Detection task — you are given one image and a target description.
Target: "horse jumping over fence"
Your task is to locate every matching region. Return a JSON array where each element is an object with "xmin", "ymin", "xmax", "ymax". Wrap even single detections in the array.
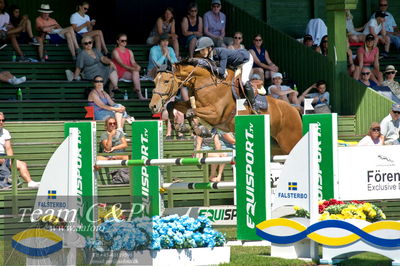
[{"xmin": 149, "ymin": 58, "xmax": 302, "ymax": 154}]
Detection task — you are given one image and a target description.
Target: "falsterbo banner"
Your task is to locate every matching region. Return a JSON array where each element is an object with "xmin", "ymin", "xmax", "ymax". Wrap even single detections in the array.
[
  {"xmin": 235, "ymin": 115, "xmax": 270, "ymax": 241},
  {"xmin": 131, "ymin": 121, "xmax": 163, "ymax": 217},
  {"xmin": 338, "ymin": 145, "xmax": 400, "ymax": 200}
]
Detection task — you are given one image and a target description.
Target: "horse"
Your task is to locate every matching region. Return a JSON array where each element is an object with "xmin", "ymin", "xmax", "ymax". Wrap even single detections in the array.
[{"xmin": 149, "ymin": 58, "xmax": 302, "ymax": 154}]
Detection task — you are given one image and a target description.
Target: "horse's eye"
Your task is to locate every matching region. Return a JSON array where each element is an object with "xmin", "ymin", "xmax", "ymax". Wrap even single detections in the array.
[{"xmin": 164, "ymin": 80, "xmax": 169, "ymax": 84}]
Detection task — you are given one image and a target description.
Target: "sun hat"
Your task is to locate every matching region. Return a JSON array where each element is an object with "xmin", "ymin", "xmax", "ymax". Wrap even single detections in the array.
[
  {"xmin": 38, "ymin": 4, "xmax": 53, "ymax": 13},
  {"xmin": 392, "ymin": 103, "xmax": 400, "ymax": 112},
  {"xmin": 385, "ymin": 65, "xmax": 397, "ymax": 74}
]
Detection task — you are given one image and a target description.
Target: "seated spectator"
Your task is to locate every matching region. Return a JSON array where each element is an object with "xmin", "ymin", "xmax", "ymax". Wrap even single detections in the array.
[
  {"xmin": 88, "ymin": 76, "xmax": 134, "ymax": 135},
  {"xmin": 0, "ymin": 0, "xmax": 33, "ymax": 62},
  {"xmin": 147, "ymin": 7, "xmax": 179, "ymax": 58},
  {"xmin": 203, "ymin": 0, "xmax": 232, "ymax": 47},
  {"xmin": 380, "ymin": 103, "xmax": 400, "ymax": 145},
  {"xmin": 0, "ymin": 70, "xmax": 25, "ymax": 85},
  {"xmin": 249, "ymin": 34, "xmax": 279, "ymax": 80},
  {"xmin": 0, "ymin": 112, "xmax": 40, "ymax": 188},
  {"xmin": 228, "ymin": 31, "xmax": 245, "ymax": 50},
  {"xmin": 346, "ymin": 9, "xmax": 365, "ymax": 43},
  {"xmin": 358, "ymin": 66, "xmax": 378, "ymax": 88},
  {"xmin": 218, "ymin": 130, "xmax": 235, "ymax": 157},
  {"xmin": 194, "ymin": 128, "xmax": 227, "ymax": 182},
  {"xmin": 363, "ymin": 10, "xmax": 390, "ymax": 58},
  {"xmin": 319, "ymin": 35, "xmax": 328, "ymax": 56},
  {"xmin": 382, "ymin": 65, "xmax": 400, "ymax": 100},
  {"xmin": 299, "ymin": 81, "xmax": 331, "ymax": 113},
  {"xmin": 9, "ymin": 5, "xmax": 39, "ymax": 46},
  {"xmin": 268, "ymin": 72, "xmax": 300, "ymax": 106},
  {"xmin": 36, "ymin": 4, "xmax": 80, "ymax": 61},
  {"xmin": 354, "ymin": 34, "xmax": 383, "ymax": 84},
  {"xmin": 97, "ymin": 117, "xmax": 129, "ymax": 161},
  {"xmin": 358, "ymin": 122, "xmax": 384, "ymax": 146},
  {"xmin": 371, "ymin": 1, "xmax": 400, "ymax": 51},
  {"xmin": 70, "ymin": 1, "xmax": 109, "ymax": 56},
  {"xmin": 181, "ymin": 3, "xmax": 203, "ymax": 58},
  {"xmin": 112, "ymin": 33, "xmax": 146, "ymax": 100},
  {"xmin": 147, "ymin": 33, "xmax": 178, "ymax": 79},
  {"xmin": 250, "ymin": 73, "xmax": 266, "ymax": 95},
  {"xmin": 347, "ymin": 40, "xmax": 355, "ymax": 76},
  {"xmin": 302, "ymin": 34, "xmax": 321, "ymax": 53},
  {"xmin": 305, "ymin": 18, "xmax": 327, "ymax": 46},
  {"xmin": 74, "ymin": 36, "xmax": 119, "ymax": 94},
  {"xmin": 161, "ymin": 97, "xmax": 185, "ymax": 140}
]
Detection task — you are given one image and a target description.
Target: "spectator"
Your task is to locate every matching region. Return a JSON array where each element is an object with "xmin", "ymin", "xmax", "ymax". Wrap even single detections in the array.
[
  {"xmin": 112, "ymin": 33, "xmax": 146, "ymax": 100},
  {"xmin": 319, "ymin": 35, "xmax": 328, "ymax": 56},
  {"xmin": 147, "ymin": 33, "xmax": 178, "ymax": 79},
  {"xmin": 147, "ymin": 7, "xmax": 179, "ymax": 58},
  {"xmin": 73, "ymin": 36, "xmax": 119, "ymax": 95},
  {"xmin": 249, "ymin": 33, "xmax": 279, "ymax": 80},
  {"xmin": 380, "ymin": 103, "xmax": 400, "ymax": 145},
  {"xmin": 228, "ymin": 31, "xmax": 245, "ymax": 50},
  {"xmin": 382, "ymin": 65, "xmax": 400, "ymax": 100},
  {"xmin": 305, "ymin": 18, "xmax": 327, "ymax": 46},
  {"xmin": 268, "ymin": 72, "xmax": 300, "ymax": 106},
  {"xmin": 353, "ymin": 34, "xmax": 383, "ymax": 84},
  {"xmin": 0, "ymin": 0, "xmax": 33, "ymax": 62},
  {"xmin": 363, "ymin": 10, "xmax": 390, "ymax": 58},
  {"xmin": 299, "ymin": 80, "xmax": 331, "ymax": 113},
  {"xmin": 302, "ymin": 34, "xmax": 321, "ymax": 53},
  {"xmin": 0, "ymin": 112, "xmax": 40, "ymax": 188},
  {"xmin": 97, "ymin": 117, "xmax": 129, "ymax": 161},
  {"xmin": 87, "ymin": 76, "xmax": 134, "ymax": 135},
  {"xmin": 36, "ymin": 4, "xmax": 80, "ymax": 62},
  {"xmin": 371, "ymin": 0, "xmax": 400, "ymax": 51},
  {"xmin": 203, "ymin": 0, "xmax": 231, "ymax": 47},
  {"xmin": 347, "ymin": 40, "xmax": 355, "ymax": 76},
  {"xmin": 194, "ymin": 128, "xmax": 227, "ymax": 182},
  {"xmin": 70, "ymin": 1, "xmax": 109, "ymax": 56},
  {"xmin": 358, "ymin": 122, "xmax": 384, "ymax": 145},
  {"xmin": 358, "ymin": 66, "xmax": 378, "ymax": 88},
  {"xmin": 9, "ymin": 5, "xmax": 39, "ymax": 46},
  {"xmin": 0, "ymin": 70, "xmax": 26, "ymax": 85},
  {"xmin": 250, "ymin": 73, "xmax": 266, "ymax": 95},
  {"xmin": 181, "ymin": 3, "xmax": 203, "ymax": 58},
  {"xmin": 218, "ymin": 130, "xmax": 235, "ymax": 156},
  {"xmin": 346, "ymin": 9, "xmax": 365, "ymax": 43}
]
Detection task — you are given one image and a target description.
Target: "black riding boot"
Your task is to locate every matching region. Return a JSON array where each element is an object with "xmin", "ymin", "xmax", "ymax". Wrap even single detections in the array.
[{"xmin": 244, "ymin": 81, "xmax": 256, "ymax": 108}]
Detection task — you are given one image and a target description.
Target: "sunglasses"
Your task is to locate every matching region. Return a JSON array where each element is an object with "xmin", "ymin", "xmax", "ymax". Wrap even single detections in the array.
[
  {"xmin": 108, "ymin": 122, "xmax": 117, "ymax": 125},
  {"xmin": 361, "ymin": 72, "xmax": 371, "ymax": 75},
  {"xmin": 83, "ymin": 7, "xmax": 89, "ymax": 10},
  {"xmin": 234, "ymin": 36, "xmax": 242, "ymax": 39},
  {"xmin": 380, "ymin": 4, "xmax": 388, "ymax": 6},
  {"xmin": 93, "ymin": 80, "xmax": 104, "ymax": 83},
  {"xmin": 394, "ymin": 111, "xmax": 400, "ymax": 114},
  {"xmin": 386, "ymin": 71, "xmax": 396, "ymax": 75},
  {"xmin": 83, "ymin": 41, "xmax": 92, "ymax": 45},
  {"xmin": 371, "ymin": 127, "xmax": 381, "ymax": 132},
  {"xmin": 189, "ymin": 9, "xmax": 198, "ymax": 12},
  {"xmin": 212, "ymin": 4, "xmax": 220, "ymax": 8},
  {"xmin": 254, "ymin": 39, "xmax": 262, "ymax": 41},
  {"xmin": 119, "ymin": 39, "xmax": 127, "ymax": 43},
  {"xmin": 0, "ymin": 119, "xmax": 5, "ymax": 122}
]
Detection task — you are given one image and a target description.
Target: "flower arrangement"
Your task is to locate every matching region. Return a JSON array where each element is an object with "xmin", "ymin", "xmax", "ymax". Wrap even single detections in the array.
[
  {"xmin": 36, "ymin": 214, "xmax": 67, "ymax": 229},
  {"xmin": 98, "ymin": 203, "xmax": 125, "ymax": 223},
  {"xmin": 85, "ymin": 215, "xmax": 226, "ymax": 252},
  {"xmin": 294, "ymin": 199, "xmax": 386, "ymax": 223}
]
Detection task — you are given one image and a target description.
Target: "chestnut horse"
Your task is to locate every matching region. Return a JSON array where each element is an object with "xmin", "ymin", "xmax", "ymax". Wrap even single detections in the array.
[{"xmin": 149, "ymin": 59, "xmax": 302, "ymax": 154}]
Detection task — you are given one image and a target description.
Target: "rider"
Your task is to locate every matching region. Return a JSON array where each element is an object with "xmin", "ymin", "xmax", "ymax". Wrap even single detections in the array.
[{"xmin": 194, "ymin": 36, "xmax": 256, "ymax": 107}]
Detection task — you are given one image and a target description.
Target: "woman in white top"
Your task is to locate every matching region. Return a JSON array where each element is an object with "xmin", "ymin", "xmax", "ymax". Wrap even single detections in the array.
[
  {"xmin": 70, "ymin": 1, "xmax": 109, "ymax": 55},
  {"xmin": 358, "ymin": 122, "xmax": 384, "ymax": 146},
  {"xmin": 268, "ymin": 72, "xmax": 300, "ymax": 106},
  {"xmin": 228, "ymin": 31, "xmax": 245, "ymax": 50},
  {"xmin": 346, "ymin": 9, "xmax": 365, "ymax": 43}
]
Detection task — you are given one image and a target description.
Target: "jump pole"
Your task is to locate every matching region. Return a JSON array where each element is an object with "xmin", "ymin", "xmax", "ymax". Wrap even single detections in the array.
[{"xmin": 128, "ymin": 115, "xmax": 271, "ymax": 241}]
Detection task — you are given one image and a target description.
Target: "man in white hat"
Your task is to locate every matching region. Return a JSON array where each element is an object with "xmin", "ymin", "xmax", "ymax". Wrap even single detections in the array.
[
  {"xmin": 381, "ymin": 103, "xmax": 400, "ymax": 144},
  {"xmin": 35, "ymin": 4, "xmax": 80, "ymax": 61},
  {"xmin": 382, "ymin": 65, "xmax": 400, "ymax": 99}
]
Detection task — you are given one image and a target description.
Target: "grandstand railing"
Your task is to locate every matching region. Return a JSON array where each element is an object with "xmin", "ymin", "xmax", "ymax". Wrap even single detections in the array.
[{"xmin": 198, "ymin": 0, "xmax": 393, "ymax": 134}]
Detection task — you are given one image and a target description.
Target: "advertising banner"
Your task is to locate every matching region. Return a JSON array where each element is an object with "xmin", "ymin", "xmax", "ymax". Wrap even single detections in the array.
[
  {"xmin": 164, "ymin": 206, "xmax": 237, "ymax": 225},
  {"xmin": 131, "ymin": 121, "xmax": 163, "ymax": 217},
  {"xmin": 235, "ymin": 115, "xmax": 270, "ymax": 240},
  {"xmin": 302, "ymin": 114, "xmax": 338, "ymax": 200},
  {"xmin": 338, "ymin": 145, "xmax": 400, "ymax": 200}
]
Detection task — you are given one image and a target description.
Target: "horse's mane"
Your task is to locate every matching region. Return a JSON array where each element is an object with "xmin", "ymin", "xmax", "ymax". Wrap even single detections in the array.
[{"xmin": 179, "ymin": 57, "xmax": 218, "ymax": 73}]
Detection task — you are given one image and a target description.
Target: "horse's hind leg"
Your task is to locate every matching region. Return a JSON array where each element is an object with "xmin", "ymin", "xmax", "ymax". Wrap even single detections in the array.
[{"xmin": 166, "ymin": 102, "xmax": 190, "ymax": 133}]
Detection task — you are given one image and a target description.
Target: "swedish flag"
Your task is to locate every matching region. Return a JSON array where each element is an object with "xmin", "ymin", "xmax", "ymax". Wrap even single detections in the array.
[
  {"xmin": 48, "ymin": 190, "xmax": 56, "ymax": 199},
  {"xmin": 288, "ymin": 182, "xmax": 298, "ymax": 191}
]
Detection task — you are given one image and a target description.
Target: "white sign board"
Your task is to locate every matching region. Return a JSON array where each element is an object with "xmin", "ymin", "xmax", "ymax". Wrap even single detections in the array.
[{"xmin": 337, "ymin": 145, "xmax": 400, "ymax": 200}]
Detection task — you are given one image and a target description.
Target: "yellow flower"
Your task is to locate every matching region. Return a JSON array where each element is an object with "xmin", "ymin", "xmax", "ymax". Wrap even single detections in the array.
[
  {"xmin": 320, "ymin": 211, "xmax": 330, "ymax": 221},
  {"xmin": 368, "ymin": 209, "xmax": 377, "ymax": 218},
  {"xmin": 293, "ymin": 206, "xmax": 300, "ymax": 211}
]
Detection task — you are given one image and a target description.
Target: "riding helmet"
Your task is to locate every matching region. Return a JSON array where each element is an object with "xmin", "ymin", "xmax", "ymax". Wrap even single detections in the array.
[{"xmin": 195, "ymin": 37, "xmax": 214, "ymax": 51}]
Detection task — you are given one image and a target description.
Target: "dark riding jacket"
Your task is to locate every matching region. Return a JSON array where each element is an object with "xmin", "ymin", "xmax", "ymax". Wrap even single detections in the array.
[{"xmin": 212, "ymin": 48, "xmax": 250, "ymax": 77}]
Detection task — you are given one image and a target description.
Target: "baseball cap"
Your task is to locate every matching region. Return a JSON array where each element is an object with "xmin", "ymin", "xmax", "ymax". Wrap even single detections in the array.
[
  {"xmin": 375, "ymin": 10, "xmax": 388, "ymax": 18},
  {"xmin": 272, "ymin": 72, "xmax": 283, "ymax": 79}
]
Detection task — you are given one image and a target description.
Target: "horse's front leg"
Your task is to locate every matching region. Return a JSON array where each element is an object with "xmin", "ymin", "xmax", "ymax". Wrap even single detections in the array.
[{"xmin": 166, "ymin": 101, "xmax": 191, "ymax": 133}]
